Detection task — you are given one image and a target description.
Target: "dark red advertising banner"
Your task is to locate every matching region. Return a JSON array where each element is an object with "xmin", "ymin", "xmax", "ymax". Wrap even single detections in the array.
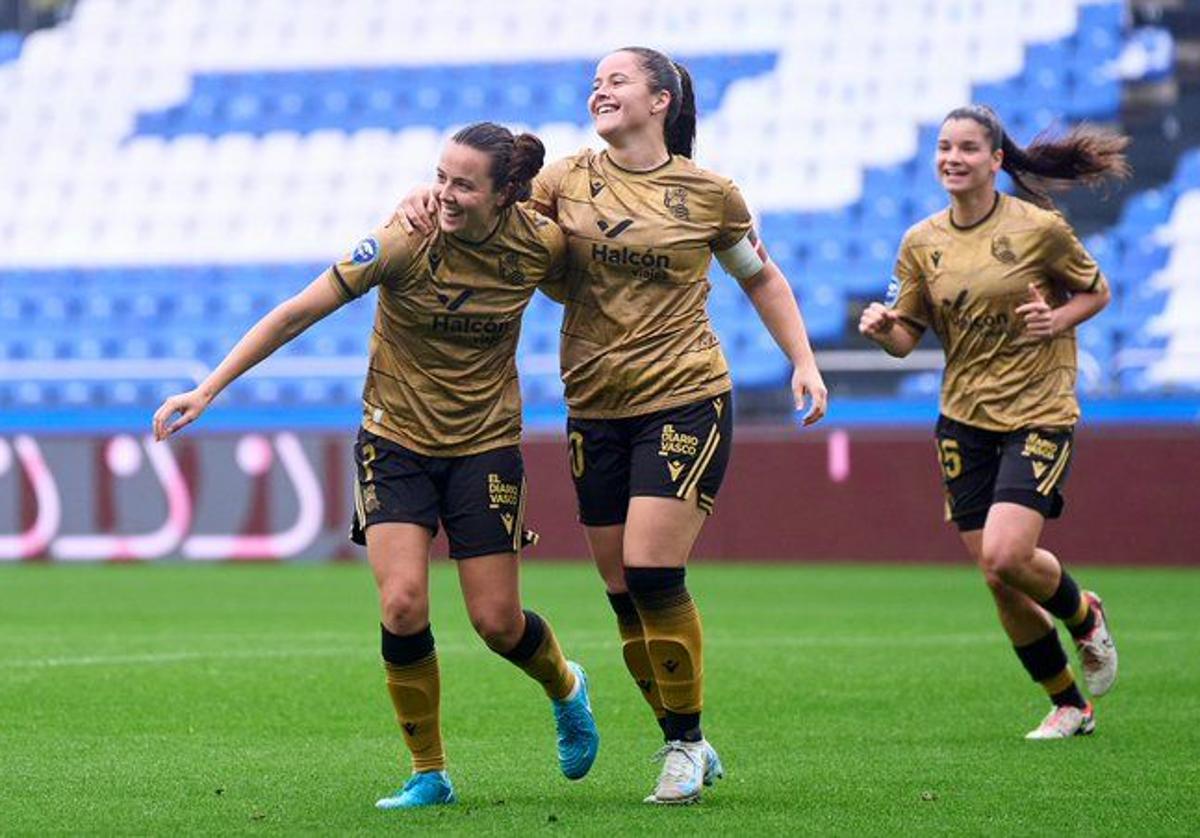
[{"xmin": 1, "ymin": 428, "xmax": 1196, "ymax": 564}]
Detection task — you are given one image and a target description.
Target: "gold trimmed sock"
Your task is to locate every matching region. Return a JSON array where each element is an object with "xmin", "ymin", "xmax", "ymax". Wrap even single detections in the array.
[
  {"xmin": 381, "ymin": 624, "xmax": 445, "ymax": 773},
  {"xmin": 499, "ymin": 610, "xmax": 575, "ymax": 701},
  {"xmin": 607, "ymin": 591, "xmax": 667, "ymax": 732},
  {"xmin": 626, "ymin": 567, "xmax": 704, "ymax": 742}
]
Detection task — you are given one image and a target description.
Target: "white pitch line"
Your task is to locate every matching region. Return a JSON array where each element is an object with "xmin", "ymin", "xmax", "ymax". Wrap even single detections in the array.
[{"xmin": 2, "ymin": 630, "xmax": 1190, "ymax": 671}]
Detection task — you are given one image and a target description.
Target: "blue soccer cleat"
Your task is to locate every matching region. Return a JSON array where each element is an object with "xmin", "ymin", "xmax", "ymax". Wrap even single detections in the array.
[
  {"xmin": 552, "ymin": 661, "xmax": 600, "ymax": 780},
  {"xmin": 374, "ymin": 770, "xmax": 457, "ymax": 810}
]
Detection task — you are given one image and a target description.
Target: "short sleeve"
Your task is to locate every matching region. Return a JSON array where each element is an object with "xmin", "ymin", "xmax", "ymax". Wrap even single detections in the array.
[
  {"xmin": 325, "ymin": 222, "xmax": 415, "ymax": 301},
  {"xmin": 711, "ymin": 182, "xmax": 754, "ymax": 252},
  {"xmin": 890, "ymin": 233, "xmax": 930, "ymax": 333},
  {"xmin": 529, "ymin": 155, "xmax": 572, "ymax": 220},
  {"xmin": 1044, "ymin": 213, "xmax": 1104, "ymax": 293}
]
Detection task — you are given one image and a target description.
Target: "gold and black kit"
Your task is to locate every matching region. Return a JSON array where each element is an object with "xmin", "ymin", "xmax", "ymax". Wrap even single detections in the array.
[
  {"xmin": 324, "ymin": 205, "xmax": 565, "ymax": 552},
  {"xmin": 531, "ymin": 148, "xmax": 754, "ymax": 419},
  {"xmin": 351, "ymin": 428, "xmax": 529, "ymax": 559},
  {"xmin": 567, "ymin": 392, "xmax": 733, "ymax": 526},
  {"xmin": 935, "ymin": 415, "xmax": 1074, "ymax": 532},
  {"xmin": 532, "ymin": 150, "xmax": 756, "ymax": 519},
  {"xmin": 890, "ymin": 193, "xmax": 1104, "ymax": 526}
]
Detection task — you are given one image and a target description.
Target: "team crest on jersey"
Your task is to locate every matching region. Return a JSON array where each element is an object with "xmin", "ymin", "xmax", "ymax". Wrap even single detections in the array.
[
  {"xmin": 991, "ymin": 235, "xmax": 1017, "ymax": 264},
  {"xmin": 351, "ymin": 236, "xmax": 379, "ymax": 265},
  {"xmin": 498, "ymin": 252, "xmax": 526, "ymax": 284},
  {"xmin": 663, "ymin": 187, "xmax": 689, "ymax": 220}
]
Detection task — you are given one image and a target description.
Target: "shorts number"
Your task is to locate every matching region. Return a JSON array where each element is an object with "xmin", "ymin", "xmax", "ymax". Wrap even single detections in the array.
[
  {"xmin": 938, "ymin": 439, "xmax": 962, "ymax": 480},
  {"xmin": 361, "ymin": 442, "xmax": 378, "ymax": 482},
  {"xmin": 568, "ymin": 432, "xmax": 585, "ymax": 479}
]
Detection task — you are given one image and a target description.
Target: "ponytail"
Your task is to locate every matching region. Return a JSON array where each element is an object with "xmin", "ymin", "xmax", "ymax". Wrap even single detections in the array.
[
  {"xmin": 1000, "ymin": 126, "xmax": 1131, "ymax": 206},
  {"xmin": 666, "ymin": 61, "xmax": 696, "ymax": 158},
  {"xmin": 619, "ymin": 46, "xmax": 697, "ymax": 159}
]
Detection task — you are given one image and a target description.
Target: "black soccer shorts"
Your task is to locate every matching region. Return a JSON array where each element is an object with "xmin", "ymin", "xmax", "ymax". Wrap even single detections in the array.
[
  {"xmin": 935, "ymin": 414, "xmax": 1075, "ymax": 532},
  {"xmin": 350, "ymin": 428, "xmax": 529, "ymax": 559},
  {"xmin": 566, "ymin": 392, "xmax": 733, "ymax": 527}
]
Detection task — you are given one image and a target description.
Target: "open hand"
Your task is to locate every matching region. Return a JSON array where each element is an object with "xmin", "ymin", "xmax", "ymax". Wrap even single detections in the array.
[
  {"xmin": 389, "ymin": 186, "xmax": 439, "ymax": 236},
  {"xmin": 152, "ymin": 389, "xmax": 211, "ymax": 441},
  {"xmin": 793, "ymin": 363, "xmax": 828, "ymax": 427}
]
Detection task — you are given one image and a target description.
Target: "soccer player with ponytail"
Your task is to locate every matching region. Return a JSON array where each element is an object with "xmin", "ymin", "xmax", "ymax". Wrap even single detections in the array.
[
  {"xmin": 154, "ymin": 122, "xmax": 598, "ymax": 810},
  {"xmin": 859, "ymin": 105, "xmax": 1126, "ymax": 739}
]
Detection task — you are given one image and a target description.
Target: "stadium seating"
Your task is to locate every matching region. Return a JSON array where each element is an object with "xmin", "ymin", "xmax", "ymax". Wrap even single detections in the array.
[{"xmin": 4, "ymin": 0, "xmax": 1186, "ymax": 422}]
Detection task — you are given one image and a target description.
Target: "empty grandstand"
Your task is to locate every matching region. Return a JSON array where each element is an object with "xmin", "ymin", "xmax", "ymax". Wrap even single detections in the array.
[{"xmin": 0, "ymin": 0, "xmax": 1196, "ymax": 430}]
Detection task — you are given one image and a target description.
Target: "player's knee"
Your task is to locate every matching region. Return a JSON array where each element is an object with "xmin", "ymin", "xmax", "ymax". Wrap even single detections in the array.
[
  {"xmin": 982, "ymin": 569, "xmax": 1021, "ymax": 604},
  {"xmin": 379, "ymin": 582, "xmax": 428, "ymax": 633},
  {"xmin": 471, "ymin": 605, "xmax": 524, "ymax": 652},
  {"xmin": 980, "ymin": 539, "xmax": 1034, "ymax": 584}
]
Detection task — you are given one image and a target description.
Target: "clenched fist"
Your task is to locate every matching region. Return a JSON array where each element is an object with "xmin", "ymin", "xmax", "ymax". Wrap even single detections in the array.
[{"xmin": 859, "ymin": 302, "xmax": 900, "ymax": 338}]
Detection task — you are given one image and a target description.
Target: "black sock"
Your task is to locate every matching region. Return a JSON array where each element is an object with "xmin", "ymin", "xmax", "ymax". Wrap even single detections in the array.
[
  {"xmin": 1014, "ymin": 630, "xmax": 1085, "ymax": 708},
  {"xmin": 1039, "ymin": 570, "xmax": 1083, "ymax": 622},
  {"xmin": 1050, "ymin": 682, "xmax": 1088, "ymax": 710}
]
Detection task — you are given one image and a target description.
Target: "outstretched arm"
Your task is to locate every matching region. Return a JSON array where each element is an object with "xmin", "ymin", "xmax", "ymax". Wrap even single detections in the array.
[{"xmin": 152, "ymin": 275, "xmax": 345, "ymax": 440}]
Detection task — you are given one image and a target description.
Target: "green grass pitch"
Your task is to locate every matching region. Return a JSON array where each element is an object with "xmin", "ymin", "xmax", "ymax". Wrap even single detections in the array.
[{"xmin": 1, "ymin": 561, "xmax": 1197, "ymax": 835}]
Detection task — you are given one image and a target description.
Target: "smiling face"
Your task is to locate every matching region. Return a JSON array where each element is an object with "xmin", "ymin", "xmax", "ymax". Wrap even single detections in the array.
[
  {"xmin": 434, "ymin": 141, "xmax": 503, "ymax": 240},
  {"xmin": 936, "ymin": 118, "xmax": 1003, "ymax": 198},
  {"xmin": 588, "ymin": 50, "xmax": 671, "ymax": 145}
]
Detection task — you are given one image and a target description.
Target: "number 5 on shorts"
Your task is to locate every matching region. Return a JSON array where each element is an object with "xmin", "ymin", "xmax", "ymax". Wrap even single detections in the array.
[{"xmin": 938, "ymin": 438, "xmax": 962, "ymax": 480}]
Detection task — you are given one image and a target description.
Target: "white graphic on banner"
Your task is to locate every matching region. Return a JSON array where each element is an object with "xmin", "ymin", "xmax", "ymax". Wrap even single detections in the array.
[
  {"xmin": 0, "ymin": 436, "xmax": 62, "ymax": 560},
  {"xmin": 51, "ymin": 435, "xmax": 193, "ymax": 561},
  {"xmin": 183, "ymin": 433, "xmax": 323, "ymax": 560}
]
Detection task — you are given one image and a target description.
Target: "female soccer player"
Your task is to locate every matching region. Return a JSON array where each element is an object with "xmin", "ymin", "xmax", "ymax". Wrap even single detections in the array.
[
  {"xmin": 859, "ymin": 105, "xmax": 1124, "ymax": 739},
  {"xmin": 152, "ymin": 122, "xmax": 599, "ymax": 809},
  {"xmin": 399, "ymin": 47, "xmax": 827, "ymax": 803}
]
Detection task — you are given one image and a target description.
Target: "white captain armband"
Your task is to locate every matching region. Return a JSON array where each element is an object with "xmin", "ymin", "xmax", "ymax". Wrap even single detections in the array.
[{"xmin": 714, "ymin": 231, "xmax": 766, "ymax": 280}]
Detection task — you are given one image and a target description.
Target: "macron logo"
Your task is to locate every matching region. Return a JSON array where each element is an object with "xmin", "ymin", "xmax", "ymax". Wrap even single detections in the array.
[{"xmin": 596, "ymin": 218, "xmax": 633, "ymax": 238}]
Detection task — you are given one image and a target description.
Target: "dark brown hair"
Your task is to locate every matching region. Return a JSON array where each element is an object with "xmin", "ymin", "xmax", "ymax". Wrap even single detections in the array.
[
  {"xmin": 618, "ymin": 46, "xmax": 697, "ymax": 158},
  {"xmin": 943, "ymin": 105, "xmax": 1131, "ymax": 207},
  {"xmin": 451, "ymin": 122, "xmax": 545, "ymax": 207}
]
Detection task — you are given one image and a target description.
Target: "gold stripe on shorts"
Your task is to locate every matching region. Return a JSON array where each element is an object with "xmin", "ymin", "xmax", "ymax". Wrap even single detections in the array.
[
  {"xmin": 1037, "ymin": 440, "xmax": 1072, "ymax": 496},
  {"xmin": 677, "ymin": 424, "xmax": 720, "ymax": 501},
  {"xmin": 353, "ymin": 479, "xmax": 367, "ymax": 529},
  {"xmin": 512, "ymin": 474, "xmax": 528, "ymax": 552}
]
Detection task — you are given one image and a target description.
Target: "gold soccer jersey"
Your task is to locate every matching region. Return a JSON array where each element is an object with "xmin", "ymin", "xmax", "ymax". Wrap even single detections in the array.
[
  {"xmin": 324, "ymin": 205, "xmax": 566, "ymax": 456},
  {"xmin": 530, "ymin": 150, "xmax": 754, "ymax": 419},
  {"xmin": 891, "ymin": 194, "xmax": 1106, "ymax": 432}
]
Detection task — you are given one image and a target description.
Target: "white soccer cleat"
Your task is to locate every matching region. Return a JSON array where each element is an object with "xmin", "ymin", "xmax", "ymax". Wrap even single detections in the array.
[
  {"xmin": 1074, "ymin": 591, "xmax": 1118, "ymax": 697},
  {"xmin": 1025, "ymin": 703, "xmax": 1095, "ymax": 739},
  {"xmin": 644, "ymin": 740, "xmax": 707, "ymax": 804}
]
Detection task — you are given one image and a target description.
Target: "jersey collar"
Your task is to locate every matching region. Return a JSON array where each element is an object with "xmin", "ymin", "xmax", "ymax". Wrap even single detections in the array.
[
  {"xmin": 601, "ymin": 150, "xmax": 674, "ymax": 176},
  {"xmin": 948, "ymin": 191, "xmax": 1002, "ymax": 232},
  {"xmin": 448, "ymin": 206, "xmax": 508, "ymax": 247}
]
